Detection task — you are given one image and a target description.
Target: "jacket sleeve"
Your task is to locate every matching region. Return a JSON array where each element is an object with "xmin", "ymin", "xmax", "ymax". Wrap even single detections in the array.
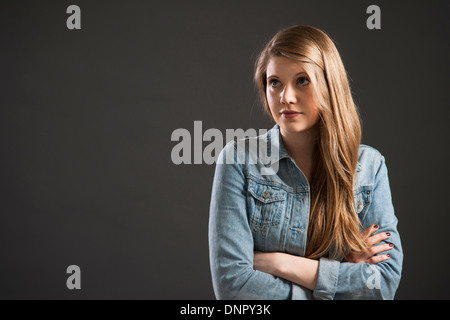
[
  {"xmin": 313, "ymin": 156, "xmax": 403, "ymax": 300},
  {"xmin": 208, "ymin": 141, "xmax": 312, "ymax": 300}
]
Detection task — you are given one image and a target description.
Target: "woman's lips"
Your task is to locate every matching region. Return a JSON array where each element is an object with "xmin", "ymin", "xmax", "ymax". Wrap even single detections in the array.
[{"xmin": 281, "ymin": 111, "xmax": 302, "ymax": 118}]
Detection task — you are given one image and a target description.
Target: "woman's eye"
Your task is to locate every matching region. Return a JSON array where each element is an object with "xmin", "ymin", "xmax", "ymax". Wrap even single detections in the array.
[
  {"xmin": 298, "ymin": 77, "xmax": 310, "ymax": 86},
  {"xmin": 269, "ymin": 79, "xmax": 281, "ymax": 88}
]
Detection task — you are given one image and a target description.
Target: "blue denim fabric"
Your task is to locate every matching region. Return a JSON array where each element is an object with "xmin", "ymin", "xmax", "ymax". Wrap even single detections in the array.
[{"xmin": 208, "ymin": 124, "xmax": 403, "ymax": 300}]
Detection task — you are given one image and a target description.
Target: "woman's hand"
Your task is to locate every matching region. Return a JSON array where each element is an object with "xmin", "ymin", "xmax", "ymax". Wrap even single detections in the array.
[{"xmin": 345, "ymin": 224, "xmax": 394, "ymax": 264}]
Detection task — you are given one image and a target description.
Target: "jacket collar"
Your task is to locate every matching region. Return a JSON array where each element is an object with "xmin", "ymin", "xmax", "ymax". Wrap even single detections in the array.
[
  {"xmin": 263, "ymin": 124, "xmax": 290, "ymax": 164},
  {"xmin": 265, "ymin": 124, "xmax": 362, "ymax": 172}
]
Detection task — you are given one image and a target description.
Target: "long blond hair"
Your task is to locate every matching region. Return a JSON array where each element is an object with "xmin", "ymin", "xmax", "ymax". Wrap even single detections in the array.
[{"xmin": 254, "ymin": 25, "xmax": 368, "ymax": 259}]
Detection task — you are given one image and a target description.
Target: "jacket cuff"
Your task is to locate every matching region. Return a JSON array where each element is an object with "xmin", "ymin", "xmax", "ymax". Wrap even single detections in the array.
[
  {"xmin": 291, "ymin": 284, "xmax": 312, "ymax": 300},
  {"xmin": 313, "ymin": 257, "xmax": 340, "ymax": 300}
]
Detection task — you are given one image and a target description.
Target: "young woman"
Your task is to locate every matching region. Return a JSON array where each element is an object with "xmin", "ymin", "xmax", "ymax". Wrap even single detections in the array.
[{"xmin": 208, "ymin": 25, "xmax": 403, "ymax": 299}]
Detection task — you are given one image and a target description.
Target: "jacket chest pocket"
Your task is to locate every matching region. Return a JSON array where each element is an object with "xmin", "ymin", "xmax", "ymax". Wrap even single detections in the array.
[
  {"xmin": 354, "ymin": 187, "xmax": 373, "ymax": 218},
  {"xmin": 247, "ymin": 179, "xmax": 287, "ymax": 231}
]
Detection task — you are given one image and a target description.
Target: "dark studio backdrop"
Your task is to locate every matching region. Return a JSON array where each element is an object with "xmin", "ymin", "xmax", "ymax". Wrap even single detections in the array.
[{"xmin": 0, "ymin": 0, "xmax": 449, "ymax": 299}]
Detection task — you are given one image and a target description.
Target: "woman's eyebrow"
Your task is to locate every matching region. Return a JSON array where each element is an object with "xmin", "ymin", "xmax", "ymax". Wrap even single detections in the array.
[{"xmin": 267, "ymin": 71, "xmax": 307, "ymax": 78}]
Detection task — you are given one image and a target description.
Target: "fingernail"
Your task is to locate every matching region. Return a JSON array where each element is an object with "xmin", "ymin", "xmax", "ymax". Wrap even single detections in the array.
[
  {"xmin": 387, "ymin": 254, "xmax": 391, "ymax": 258},
  {"xmin": 373, "ymin": 224, "xmax": 379, "ymax": 229},
  {"xmin": 389, "ymin": 243, "xmax": 394, "ymax": 247},
  {"xmin": 386, "ymin": 232, "xmax": 391, "ymax": 237}
]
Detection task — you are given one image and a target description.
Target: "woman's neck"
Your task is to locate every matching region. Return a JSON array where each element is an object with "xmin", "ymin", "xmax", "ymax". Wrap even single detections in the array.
[
  {"xmin": 280, "ymin": 125, "xmax": 319, "ymax": 159},
  {"xmin": 279, "ymin": 124, "xmax": 320, "ymax": 181}
]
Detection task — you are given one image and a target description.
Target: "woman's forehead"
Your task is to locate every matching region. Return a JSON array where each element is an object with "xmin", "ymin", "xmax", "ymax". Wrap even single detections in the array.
[{"xmin": 266, "ymin": 56, "xmax": 307, "ymax": 77}]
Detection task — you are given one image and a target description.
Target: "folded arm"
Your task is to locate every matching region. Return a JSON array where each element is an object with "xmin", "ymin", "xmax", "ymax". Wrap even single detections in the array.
[
  {"xmin": 253, "ymin": 224, "xmax": 394, "ymax": 293},
  {"xmin": 208, "ymin": 142, "xmax": 311, "ymax": 300},
  {"xmin": 254, "ymin": 156, "xmax": 403, "ymax": 300}
]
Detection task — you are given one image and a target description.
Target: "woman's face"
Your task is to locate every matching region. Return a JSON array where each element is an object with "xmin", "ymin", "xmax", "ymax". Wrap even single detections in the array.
[{"xmin": 266, "ymin": 56, "xmax": 321, "ymax": 137}]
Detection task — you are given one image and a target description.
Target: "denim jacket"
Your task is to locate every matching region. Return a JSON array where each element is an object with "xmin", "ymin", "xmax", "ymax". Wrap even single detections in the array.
[{"xmin": 208, "ymin": 124, "xmax": 403, "ymax": 300}]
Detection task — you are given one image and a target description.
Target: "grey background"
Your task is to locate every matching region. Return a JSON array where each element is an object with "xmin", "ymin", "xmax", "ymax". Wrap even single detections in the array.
[{"xmin": 1, "ymin": 0, "xmax": 448, "ymax": 299}]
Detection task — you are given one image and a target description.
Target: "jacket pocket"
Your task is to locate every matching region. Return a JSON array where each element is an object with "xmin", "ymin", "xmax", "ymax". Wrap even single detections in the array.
[
  {"xmin": 354, "ymin": 186, "xmax": 373, "ymax": 218},
  {"xmin": 247, "ymin": 179, "xmax": 286, "ymax": 231}
]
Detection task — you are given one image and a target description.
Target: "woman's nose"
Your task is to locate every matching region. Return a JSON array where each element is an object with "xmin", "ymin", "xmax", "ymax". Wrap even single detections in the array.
[{"xmin": 280, "ymin": 85, "xmax": 297, "ymax": 104}]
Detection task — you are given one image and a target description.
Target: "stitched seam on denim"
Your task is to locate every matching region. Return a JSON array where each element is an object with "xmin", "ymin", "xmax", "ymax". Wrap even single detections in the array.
[
  {"xmin": 280, "ymin": 194, "xmax": 292, "ymax": 252},
  {"xmin": 244, "ymin": 171, "xmax": 309, "ymax": 195}
]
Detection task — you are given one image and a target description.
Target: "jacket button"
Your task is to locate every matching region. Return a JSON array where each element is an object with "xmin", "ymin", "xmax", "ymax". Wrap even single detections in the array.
[{"xmin": 262, "ymin": 190, "xmax": 270, "ymax": 199}]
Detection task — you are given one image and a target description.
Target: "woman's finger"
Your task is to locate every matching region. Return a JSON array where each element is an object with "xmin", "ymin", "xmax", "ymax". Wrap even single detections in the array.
[
  {"xmin": 361, "ymin": 224, "xmax": 379, "ymax": 238},
  {"xmin": 367, "ymin": 231, "xmax": 391, "ymax": 246},
  {"xmin": 367, "ymin": 253, "xmax": 391, "ymax": 264},
  {"xmin": 369, "ymin": 242, "xmax": 394, "ymax": 256}
]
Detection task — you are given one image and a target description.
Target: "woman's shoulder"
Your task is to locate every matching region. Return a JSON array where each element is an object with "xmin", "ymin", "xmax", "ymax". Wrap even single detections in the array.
[
  {"xmin": 357, "ymin": 144, "xmax": 386, "ymax": 177},
  {"xmin": 358, "ymin": 144, "xmax": 384, "ymax": 158}
]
